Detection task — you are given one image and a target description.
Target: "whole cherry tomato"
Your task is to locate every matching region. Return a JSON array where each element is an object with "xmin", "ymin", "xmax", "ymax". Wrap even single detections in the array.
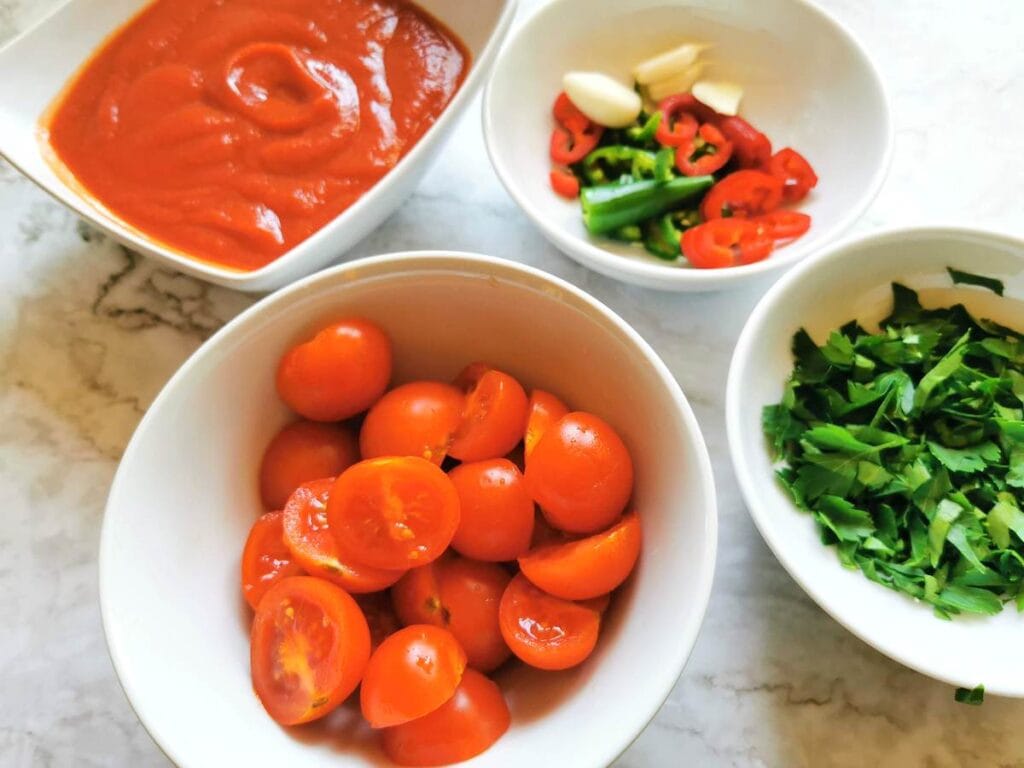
[
  {"xmin": 259, "ymin": 420, "xmax": 359, "ymax": 510},
  {"xmin": 240, "ymin": 510, "xmax": 304, "ymax": 610},
  {"xmin": 360, "ymin": 381, "xmax": 463, "ymax": 465},
  {"xmin": 448, "ymin": 459, "xmax": 534, "ymax": 562},
  {"xmin": 448, "ymin": 364, "xmax": 529, "ymax": 463},
  {"xmin": 276, "ymin": 318, "xmax": 392, "ymax": 422},
  {"xmin": 524, "ymin": 389, "xmax": 569, "ymax": 462}
]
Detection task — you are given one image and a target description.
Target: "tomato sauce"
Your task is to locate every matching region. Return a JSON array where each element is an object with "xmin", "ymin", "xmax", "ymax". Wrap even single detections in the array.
[{"xmin": 45, "ymin": 0, "xmax": 469, "ymax": 271}]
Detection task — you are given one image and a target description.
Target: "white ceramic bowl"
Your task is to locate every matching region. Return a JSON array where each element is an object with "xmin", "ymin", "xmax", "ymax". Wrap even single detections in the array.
[
  {"xmin": 0, "ymin": 0, "xmax": 515, "ymax": 293},
  {"xmin": 483, "ymin": 0, "xmax": 892, "ymax": 292},
  {"xmin": 101, "ymin": 251, "xmax": 718, "ymax": 766},
  {"xmin": 728, "ymin": 226, "xmax": 1024, "ymax": 695}
]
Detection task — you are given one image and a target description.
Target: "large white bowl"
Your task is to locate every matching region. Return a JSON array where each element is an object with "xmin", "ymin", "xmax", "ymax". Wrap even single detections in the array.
[
  {"xmin": 728, "ymin": 226, "xmax": 1024, "ymax": 696},
  {"xmin": 0, "ymin": 0, "xmax": 515, "ymax": 292},
  {"xmin": 483, "ymin": 0, "xmax": 892, "ymax": 292},
  {"xmin": 100, "ymin": 252, "xmax": 718, "ymax": 766}
]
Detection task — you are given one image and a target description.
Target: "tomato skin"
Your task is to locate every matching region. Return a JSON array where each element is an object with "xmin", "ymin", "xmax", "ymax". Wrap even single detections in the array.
[
  {"xmin": 518, "ymin": 513, "xmax": 641, "ymax": 600},
  {"xmin": 524, "ymin": 389, "xmax": 569, "ymax": 461},
  {"xmin": 356, "ymin": 592, "xmax": 403, "ymax": 652},
  {"xmin": 259, "ymin": 420, "xmax": 359, "ymax": 510},
  {"xmin": 360, "ymin": 624, "xmax": 467, "ymax": 728},
  {"xmin": 681, "ymin": 218, "xmax": 775, "ymax": 269},
  {"xmin": 381, "ymin": 668, "xmax": 510, "ymax": 767},
  {"xmin": 250, "ymin": 576, "xmax": 370, "ymax": 725},
  {"xmin": 767, "ymin": 147, "xmax": 818, "ymax": 203},
  {"xmin": 448, "ymin": 459, "xmax": 534, "ymax": 562},
  {"xmin": 700, "ymin": 170, "xmax": 783, "ymax": 221},
  {"xmin": 276, "ymin": 318, "xmax": 392, "ymax": 422},
  {"xmin": 449, "ymin": 366, "xmax": 529, "ymax": 463},
  {"xmin": 282, "ymin": 479, "xmax": 405, "ymax": 593},
  {"xmin": 391, "ymin": 555, "xmax": 512, "ymax": 672},
  {"xmin": 498, "ymin": 573, "xmax": 600, "ymax": 671},
  {"xmin": 715, "ymin": 115, "xmax": 772, "ymax": 169},
  {"xmin": 327, "ymin": 457, "xmax": 461, "ymax": 570},
  {"xmin": 359, "ymin": 381, "xmax": 463, "ymax": 465},
  {"xmin": 241, "ymin": 511, "xmax": 305, "ymax": 610},
  {"xmin": 525, "ymin": 412, "xmax": 634, "ymax": 534}
]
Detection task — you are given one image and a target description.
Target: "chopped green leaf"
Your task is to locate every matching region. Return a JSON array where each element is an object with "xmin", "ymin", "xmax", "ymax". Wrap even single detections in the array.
[
  {"xmin": 954, "ymin": 684, "xmax": 986, "ymax": 705},
  {"xmin": 948, "ymin": 268, "xmax": 1004, "ymax": 296}
]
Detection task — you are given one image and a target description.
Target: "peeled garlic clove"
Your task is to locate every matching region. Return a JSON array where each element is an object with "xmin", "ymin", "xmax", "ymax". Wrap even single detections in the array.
[
  {"xmin": 646, "ymin": 62, "xmax": 705, "ymax": 102},
  {"xmin": 691, "ymin": 80, "xmax": 744, "ymax": 116},
  {"xmin": 633, "ymin": 43, "xmax": 708, "ymax": 85},
  {"xmin": 562, "ymin": 71, "xmax": 643, "ymax": 128}
]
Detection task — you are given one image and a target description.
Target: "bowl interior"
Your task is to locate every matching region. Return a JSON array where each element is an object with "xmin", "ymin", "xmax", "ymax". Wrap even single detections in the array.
[
  {"xmin": 101, "ymin": 253, "xmax": 717, "ymax": 766},
  {"xmin": 485, "ymin": 0, "xmax": 890, "ymax": 288},
  {"xmin": 728, "ymin": 228, "xmax": 1024, "ymax": 695}
]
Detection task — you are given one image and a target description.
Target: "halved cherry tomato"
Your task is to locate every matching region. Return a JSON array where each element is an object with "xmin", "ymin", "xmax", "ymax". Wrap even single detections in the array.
[
  {"xmin": 681, "ymin": 218, "xmax": 774, "ymax": 269},
  {"xmin": 498, "ymin": 573, "xmax": 600, "ymax": 671},
  {"xmin": 392, "ymin": 554, "xmax": 512, "ymax": 672},
  {"xmin": 754, "ymin": 210, "xmax": 812, "ymax": 241},
  {"xmin": 327, "ymin": 457, "xmax": 460, "ymax": 570},
  {"xmin": 360, "ymin": 624, "xmax": 467, "ymax": 728},
  {"xmin": 452, "ymin": 362, "xmax": 491, "ymax": 391},
  {"xmin": 448, "ymin": 459, "xmax": 534, "ymax": 562},
  {"xmin": 276, "ymin": 318, "xmax": 392, "ymax": 422},
  {"xmin": 549, "ymin": 168, "xmax": 580, "ymax": 199},
  {"xmin": 449, "ymin": 364, "xmax": 529, "ymax": 463},
  {"xmin": 525, "ymin": 411, "xmax": 634, "ymax": 534},
  {"xmin": 552, "ymin": 91, "xmax": 591, "ymax": 134},
  {"xmin": 381, "ymin": 668, "xmax": 510, "ymax": 767},
  {"xmin": 675, "ymin": 123, "xmax": 733, "ymax": 176},
  {"xmin": 716, "ymin": 115, "xmax": 772, "ymax": 169},
  {"xmin": 518, "ymin": 513, "xmax": 641, "ymax": 600},
  {"xmin": 655, "ymin": 93, "xmax": 718, "ymax": 147},
  {"xmin": 250, "ymin": 576, "xmax": 370, "ymax": 725},
  {"xmin": 359, "ymin": 381, "xmax": 463, "ymax": 465},
  {"xmin": 241, "ymin": 511, "xmax": 305, "ymax": 610},
  {"xmin": 259, "ymin": 420, "xmax": 359, "ymax": 510},
  {"xmin": 550, "ymin": 124, "xmax": 603, "ymax": 165},
  {"xmin": 282, "ymin": 479, "xmax": 404, "ymax": 593},
  {"xmin": 524, "ymin": 389, "xmax": 569, "ymax": 461},
  {"xmin": 699, "ymin": 170, "xmax": 783, "ymax": 220},
  {"xmin": 767, "ymin": 147, "xmax": 819, "ymax": 203},
  {"xmin": 356, "ymin": 592, "xmax": 403, "ymax": 652}
]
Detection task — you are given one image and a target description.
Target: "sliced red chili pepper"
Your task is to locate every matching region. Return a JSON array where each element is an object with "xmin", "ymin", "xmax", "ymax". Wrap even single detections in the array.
[
  {"xmin": 715, "ymin": 115, "xmax": 772, "ymax": 169},
  {"xmin": 768, "ymin": 148, "xmax": 819, "ymax": 203},
  {"xmin": 754, "ymin": 211, "xmax": 812, "ymax": 240},
  {"xmin": 699, "ymin": 170, "xmax": 784, "ymax": 220},
  {"xmin": 549, "ymin": 168, "xmax": 581, "ymax": 199},
  {"xmin": 659, "ymin": 93, "xmax": 720, "ymax": 128},
  {"xmin": 549, "ymin": 123, "xmax": 603, "ymax": 165},
  {"xmin": 552, "ymin": 91, "xmax": 591, "ymax": 134},
  {"xmin": 675, "ymin": 123, "xmax": 733, "ymax": 176},
  {"xmin": 681, "ymin": 218, "xmax": 774, "ymax": 269},
  {"xmin": 654, "ymin": 94, "xmax": 703, "ymax": 147}
]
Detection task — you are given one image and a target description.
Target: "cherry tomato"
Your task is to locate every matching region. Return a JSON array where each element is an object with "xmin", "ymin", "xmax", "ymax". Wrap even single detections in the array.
[
  {"xmin": 498, "ymin": 573, "xmax": 600, "ymax": 671},
  {"xmin": 716, "ymin": 115, "xmax": 772, "ymax": 169},
  {"xmin": 356, "ymin": 592, "xmax": 403, "ymax": 652},
  {"xmin": 241, "ymin": 511, "xmax": 304, "ymax": 610},
  {"xmin": 282, "ymin": 479, "xmax": 404, "ymax": 593},
  {"xmin": 579, "ymin": 593, "xmax": 611, "ymax": 614},
  {"xmin": 449, "ymin": 364, "xmax": 529, "ymax": 463},
  {"xmin": 360, "ymin": 624, "xmax": 467, "ymax": 728},
  {"xmin": 392, "ymin": 555, "xmax": 512, "ymax": 672},
  {"xmin": 250, "ymin": 576, "xmax": 370, "ymax": 725},
  {"xmin": 518, "ymin": 513, "xmax": 641, "ymax": 600},
  {"xmin": 525, "ymin": 411, "xmax": 634, "ymax": 534},
  {"xmin": 699, "ymin": 170, "xmax": 784, "ymax": 221},
  {"xmin": 767, "ymin": 147, "xmax": 819, "ymax": 203},
  {"xmin": 448, "ymin": 459, "xmax": 534, "ymax": 562},
  {"xmin": 381, "ymin": 668, "xmax": 510, "ymax": 767},
  {"xmin": 259, "ymin": 420, "xmax": 359, "ymax": 510},
  {"xmin": 549, "ymin": 168, "xmax": 580, "ymax": 199},
  {"xmin": 327, "ymin": 457, "xmax": 460, "ymax": 570},
  {"xmin": 524, "ymin": 389, "xmax": 569, "ymax": 461},
  {"xmin": 682, "ymin": 218, "xmax": 775, "ymax": 269},
  {"xmin": 360, "ymin": 381, "xmax": 463, "ymax": 465},
  {"xmin": 754, "ymin": 210, "xmax": 812, "ymax": 241},
  {"xmin": 675, "ymin": 123, "xmax": 733, "ymax": 176},
  {"xmin": 552, "ymin": 91, "xmax": 591, "ymax": 134},
  {"xmin": 276, "ymin": 318, "xmax": 392, "ymax": 422}
]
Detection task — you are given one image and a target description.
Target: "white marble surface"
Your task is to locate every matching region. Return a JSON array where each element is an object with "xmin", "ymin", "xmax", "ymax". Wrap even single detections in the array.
[{"xmin": 2, "ymin": 0, "xmax": 1023, "ymax": 765}]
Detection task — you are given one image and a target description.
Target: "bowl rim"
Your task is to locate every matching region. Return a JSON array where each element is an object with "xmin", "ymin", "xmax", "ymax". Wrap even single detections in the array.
[
  {"xmin": 726, "ymin": 223, "xmax": 1024, "ymax": 696},
  {"xmin": 99, "ymin": 250, "xmax": 720, "ymax": 765},
  {"xmin": 0, "ymin": 0, "xmax": 519, "ymax": 290},
  {"xmin": 481, "ymin": 0, "xmax": 894, "ymax": 290}
]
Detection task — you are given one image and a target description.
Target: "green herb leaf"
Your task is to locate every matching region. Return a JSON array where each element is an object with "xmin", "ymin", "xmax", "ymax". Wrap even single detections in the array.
[
  {"xmin": 954, "ymin": 684, "xmax": 986, "ymax": 705},
  {"xmin": 948, "ymin": 268, "xmax": 1004, "ymax": 296}
]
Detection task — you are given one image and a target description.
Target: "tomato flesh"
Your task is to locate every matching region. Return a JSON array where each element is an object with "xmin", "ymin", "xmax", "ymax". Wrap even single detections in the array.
[
  {"xmin": 682, "ymin": 218, "xmax": 775, "ymax": 269},
  {"xmin": 259, "ymin": 420, "xmax": 359, "ymax": 510},
  {"xmin": 250, "ymin": 576, "xmax": 370, "ymax": 725},
  {"xmin": 449, "ymin": 459, "xmax": 535, "ymax": 562},
  {"xmin": 360, "ymin": 381, "xmax": 463, "ymax": 465},
  {"xmin": 241, "ymin": 511, "xmax": 304, "ymax": 610},
  {"xmin": 700, "ymin": 170, "xmax": 783, "ymax": 220},
  {"xmin": 524, "ymin": 389, "xmax": 569, "ymax": 461},
  {"xmin": 381, "ymin": 669, "xmax": 510, "ymax": 767},
  {"xmin": 449, "ymin": 365, "xmax": 529, "ymax": 463}
]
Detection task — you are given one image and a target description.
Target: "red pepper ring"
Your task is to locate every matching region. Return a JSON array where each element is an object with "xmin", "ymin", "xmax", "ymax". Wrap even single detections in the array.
[
  {"xmin": 552, "ymin": 91, "xmax": 592, "ymax": 134},
  {"xmin": 549, "ymin": 168, "xmax": 581, "ymax": 199},
  {"xmin": 716, "ymin": 115, "xmax": 772, "ymax": 170},
  {"xmin": 675, "ymin": 123, "xmax": 734, "ymax": 176},
  {"xmin": 549, "ymin": 123, "xmax": 603, "ymax": 165},
  {"xmin": 681, "ymin": 218, "xmax": 775, "ymax": 269},
  {"xmin": 699, "ymin": 170, "xmax": 784, "ymax": 221},
  {"xmin": 768, "ymin": 148, "xmax": 819, "ymax": 203},
  {"xmin": 654, "ymin": 96, "xmax": 700, "ymax": 147},
  {"xmin": 753, "ymin": 211, "xmax": 812, "ymax": 241}
]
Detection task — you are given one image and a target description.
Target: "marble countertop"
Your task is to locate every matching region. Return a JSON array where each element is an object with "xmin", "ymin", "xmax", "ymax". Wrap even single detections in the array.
[{"xmin": 2, "ymin": 0, "xmax": 1023, "ymax": 765}]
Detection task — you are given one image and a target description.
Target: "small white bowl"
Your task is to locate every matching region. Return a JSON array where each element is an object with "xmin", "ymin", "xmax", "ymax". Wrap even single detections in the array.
[
  {"xmin": 728, "ymin": 226, "xmax": 1024, "ymax": 695},
  {"xmin": 100, "ymin": 251, "xmax": 718, "ymax": 766},
  {"xmin": 0, "ymin": 0, "xmax": 515, "ymax": 293},
  {"xmin": 483, "ymin": 0, "xmax": 892, "ymax": 292}
]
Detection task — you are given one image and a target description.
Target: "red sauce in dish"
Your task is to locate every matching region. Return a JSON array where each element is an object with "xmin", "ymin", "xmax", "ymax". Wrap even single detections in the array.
[{"xmin": 45, "ymin": 0, "xmax": 469, "ymax": 271}]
